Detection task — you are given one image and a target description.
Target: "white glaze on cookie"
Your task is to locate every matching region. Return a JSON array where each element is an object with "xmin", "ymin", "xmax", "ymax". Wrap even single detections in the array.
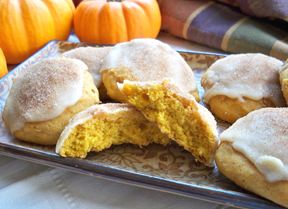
[
  {"xmin": 202, "ymin": 53, "xmax": 285, "ymax": 106},
  {"xmin": 62, "ymin": 46, "xmax": 111, "ymax": 87},
  {"xmin": 220, "ymin": 108, "xmax": 288, "ymax": 182},
  {"xmin": 2, "ymin": 57, "xmax": 87, "ymax": 133},
  {"xmin": 100, "ymin": 38, "xmax": 198, "ymax": 93}
]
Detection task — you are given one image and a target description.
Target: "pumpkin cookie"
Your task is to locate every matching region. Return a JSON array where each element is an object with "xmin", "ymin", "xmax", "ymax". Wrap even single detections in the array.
[
  {"xmin": 201, "ymin": 53, "xmax": 285, "ymax": 123},
  {"xmin": 216, "ymin": 108, "xmax": 288, "ymax": 208},
  {"xmin": 56, "ymin": 103, "xmax": 171, "ymax": 158},
  {"xmin": 118, "ymin": 79, "xmax": 219, "ymax": 167},
  {"xmin": 2, "ymin": 57, "xmax": 99, "ymax": 145},
  {"xmin": 100, "ymin": 38, "xmax": 200, "ymax": 103}
]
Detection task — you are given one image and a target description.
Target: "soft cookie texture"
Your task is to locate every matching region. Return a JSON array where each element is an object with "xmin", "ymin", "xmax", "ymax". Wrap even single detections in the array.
[
  {"xmin": 201, "ymin": 53, "xmax": 285, "ymax": 123},
  {"xmin": 61, "ymin": 46, "xmax": 111, "ymax": 100},
  {"xmin": 119, "ymin": 79, "xmax": 219, "ymax": 167},
  {"xmin": 215, "ymin": 108, "xmax": 288, "ymax": 208},
  {"xmin": 56, "ymin": 103, "xmax": 171, "ymax": 158},
  {"xmin": 2, "ymin": 57, "xmax": 99, "ymax": 145},
  {"xmin": 100, "ymin": 38, "xmax": 200, "ymax": 103}
]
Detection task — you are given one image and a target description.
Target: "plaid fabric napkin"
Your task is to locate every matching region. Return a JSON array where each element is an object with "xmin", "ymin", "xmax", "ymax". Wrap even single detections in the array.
[{"xmin": 158, "ymin": 0, "xmax": 288, "ymax": 60}]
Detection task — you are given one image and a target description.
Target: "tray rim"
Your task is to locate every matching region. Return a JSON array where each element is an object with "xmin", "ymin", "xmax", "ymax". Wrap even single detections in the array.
[{"xmin": 0, "ymin": 40, "xmax": 284, "ymax": 209}]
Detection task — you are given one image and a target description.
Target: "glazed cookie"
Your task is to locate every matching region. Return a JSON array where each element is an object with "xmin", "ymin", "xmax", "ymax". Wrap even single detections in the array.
[
  {"xmin": 201, "ymin": 53, "xmax": 285, "ymax": 123},
  {"xmin": 118, "ymin": 79, "xmax": 219, "ymax": 167},
  {"xmin": 62, "ymin": 46, "xmax": 111, "ymax": 100},
  {"xmin": 279, "ymin": 59, "xmax": 288, "ymax": 105},
  {"xmin": 100, "ymin": 38, "xmax": 200, "ymax": 103},
  {"xmin": 56, "ymin": 103, "xmax": 171, "ymax": 158},
  {"xmin": 215, "ymin": 108, "xmax": 288, "ymax": 208},
  {"xmin": 2, "ymin": 57, "xmax": 99, "ymax": 145}
]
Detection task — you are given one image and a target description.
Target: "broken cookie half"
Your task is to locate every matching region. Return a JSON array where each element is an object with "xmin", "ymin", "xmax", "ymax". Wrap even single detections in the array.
[
  {"xmin": 118, "ymin": 79, "xmax": 219, "ymax": 167},
  {"xmin": 56, "ymin": 103, "xmax": 171, "ymax": 158}
]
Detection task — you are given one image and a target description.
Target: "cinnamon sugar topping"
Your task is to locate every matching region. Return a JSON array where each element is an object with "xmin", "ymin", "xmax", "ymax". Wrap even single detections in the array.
[
  {"xmin": 100, "ymin": 38, "xmax": 198, "ymax": 93},
  {"xmin": 220, "ymin": 108, "xmax": 288, "ymax": 182},
  {"xmin": 202, "ymin": 53, "xmax": 285, "ymax": 106},
  {"xmin": 3, "ymin": 57, "xmax": 87, "ymax": 133}
]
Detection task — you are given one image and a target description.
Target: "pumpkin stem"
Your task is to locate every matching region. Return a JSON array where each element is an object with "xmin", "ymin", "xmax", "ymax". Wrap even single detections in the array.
[{"xmin": 107, "ymin": 0, "xmax": 124, "ymax": 2}]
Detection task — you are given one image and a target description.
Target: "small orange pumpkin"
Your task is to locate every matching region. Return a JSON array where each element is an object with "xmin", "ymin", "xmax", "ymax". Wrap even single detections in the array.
[
  {"xmin": 74, "ymin": 0, "xmax": 161, "ymax": 44},
  {"xmin": 0, "ymin": 48, "xmax": 8, "ymax": 79},
  {"xmin": 0, "ymin": 0, "xmax": 75, "ymax": 64}
]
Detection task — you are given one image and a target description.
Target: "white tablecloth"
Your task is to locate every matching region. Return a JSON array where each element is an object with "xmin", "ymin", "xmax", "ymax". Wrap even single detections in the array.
[{"xmin": 0, "ymin": 34, "xmax": 237, "ymax": 209}]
